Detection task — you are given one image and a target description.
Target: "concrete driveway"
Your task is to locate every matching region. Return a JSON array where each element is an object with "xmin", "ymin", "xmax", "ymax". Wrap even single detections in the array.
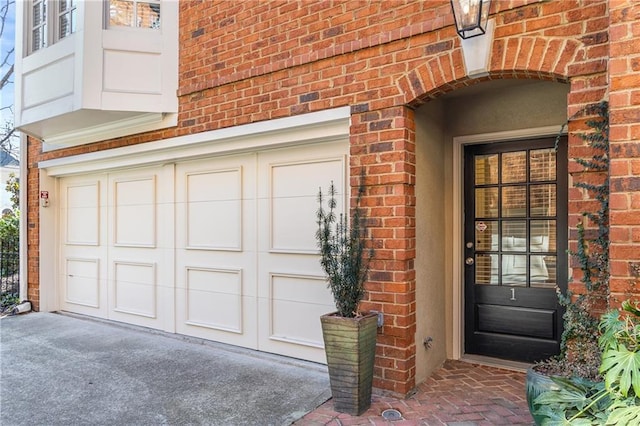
[{"xmin": 0, "ymin": 312, "xmax": 330, "ymax": 425}]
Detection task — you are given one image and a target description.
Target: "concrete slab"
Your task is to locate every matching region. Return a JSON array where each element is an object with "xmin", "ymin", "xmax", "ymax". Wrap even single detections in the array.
[{"xmin": 1, "ymin": 312, "xmax": 330, "ymax": 425}]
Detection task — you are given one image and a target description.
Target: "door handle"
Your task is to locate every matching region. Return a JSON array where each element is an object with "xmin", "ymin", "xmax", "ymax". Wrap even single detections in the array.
[{"xmin": 465, "ymin": 257, "xmax": 474, "ymax": 265}]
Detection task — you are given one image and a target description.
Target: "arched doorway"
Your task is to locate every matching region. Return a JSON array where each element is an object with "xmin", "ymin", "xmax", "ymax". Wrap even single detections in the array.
[{"xmin": 414, "ymin": 79, "xmax": 570, "ymax": 382}]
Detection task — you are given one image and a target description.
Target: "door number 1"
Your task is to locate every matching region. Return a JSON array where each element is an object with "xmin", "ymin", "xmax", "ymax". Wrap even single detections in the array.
[{"xmin": 510, "ymin": 288, "xmax": 517, "ymax": 301}]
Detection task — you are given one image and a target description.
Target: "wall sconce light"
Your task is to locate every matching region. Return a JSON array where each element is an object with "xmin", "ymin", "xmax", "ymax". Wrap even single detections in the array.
[{"xmin": 450, "ymin": 0, "xmax": 492, "ymax": 39}]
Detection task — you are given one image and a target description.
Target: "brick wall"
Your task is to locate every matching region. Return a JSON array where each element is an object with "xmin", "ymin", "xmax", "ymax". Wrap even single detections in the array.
[
  {"xmin": 26, "ymin": 0, "xmax": 633, "ymax": 396},
  {"xmin": 607, "ymin": 0, "xmax": 640, "ymax": 306}
]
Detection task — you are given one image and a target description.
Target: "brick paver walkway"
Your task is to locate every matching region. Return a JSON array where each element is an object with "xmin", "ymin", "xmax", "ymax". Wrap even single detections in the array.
[{"xmin": 296, "ymin": 359, "xmax": 534, "ymax": 425}]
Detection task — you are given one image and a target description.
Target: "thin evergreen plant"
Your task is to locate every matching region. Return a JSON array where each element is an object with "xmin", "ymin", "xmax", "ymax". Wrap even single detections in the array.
[{"xmin": 316, "ymin": 175, "xmax": 374, "ymax": 318}]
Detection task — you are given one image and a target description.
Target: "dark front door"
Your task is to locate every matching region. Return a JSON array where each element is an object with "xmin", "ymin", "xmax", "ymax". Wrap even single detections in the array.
[{"xmin": 464, "ymin": 137, "xmax": 567, "ymax": 363}]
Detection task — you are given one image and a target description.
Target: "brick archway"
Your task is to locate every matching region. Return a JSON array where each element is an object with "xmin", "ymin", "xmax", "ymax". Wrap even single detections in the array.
[{"xmin": 396, "ymin": 36, "xmax": 580, "ymax": 106}]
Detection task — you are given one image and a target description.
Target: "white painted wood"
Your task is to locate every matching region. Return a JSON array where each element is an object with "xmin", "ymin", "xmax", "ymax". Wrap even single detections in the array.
[
  {"xmin": 175, "ymin": 154, "xmax": 258, "ymax": 348},
  {"xmin": 59, "ymin": 175, "xmax": 108, "ymax": 318},
  {"xmin": 65, "ymin": 258, "xmax": 100, "ymax": 308},
  {"xmin": 186, "ymin": 168, "xmax": 242, "ymax": 250},
  {"xmin": 39, "ymin": 106, "xmax": 351, "ymax": 176},
  {"xmin": 269, "ymin": 273, "xmax": 335, "ymax": 348},
  {"xmin": 56, "ymin": 138, "xmax": 348, "ymax": 363},
  {"xmin": 113, "ymin": 176, "xmax": 156, "ymax": 247},
  {"xmin": 257, "ymin": 142, "xmax": 347, "ymax": 363},
  {"xmin": 107, "ymin": 166, "xmax": 172, "ymax": 331},
  {"xmin": 13, "ymin": 0, "xmax": 178, "ymax": 148},
  {"xmin": 113, "ymin": 261, "xmax": 157, "ymax": 318},
  {"xmin": 184, "ymin": 268, "xmax": 243, "ymax": 333}
]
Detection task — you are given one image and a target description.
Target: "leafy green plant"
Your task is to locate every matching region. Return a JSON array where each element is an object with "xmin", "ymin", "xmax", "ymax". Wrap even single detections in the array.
[
  {"xmin": 0, "ymin": 292, "xmax": 20, "ymax": 313},
  {"xmin": 534, "ymin": 101, "xmax": 610, "ymax": 381},
  {"xmin": 532, "ymin": 300, "xmax": 640, "ymax": 425},
  {"xmin": 316, "ymin": 175, "xmax": 373, "ymax": 318}
]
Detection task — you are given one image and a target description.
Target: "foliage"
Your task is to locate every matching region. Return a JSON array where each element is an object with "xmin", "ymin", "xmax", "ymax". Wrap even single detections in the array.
[
  {"xmin": 532, "ymin": 300, "xmax": 640, "ymax": 425},
  {"xmin": 0, "ymin": 207, "xmax": 18, "ymax": 240},
  {"xmin": 534, "ymin": 101, "xmax": 610, "ymax": 381},
  {"xmin": 5, "ymin": 172, "xmax": 18, "ymax": 210},
  {"xmin": 316, "ymin": 175, "xmax": 374, "ymax": 318},
  {"xmin": 1, "ymin": 173, "xmax": 19, "ymax": 243},
  {"xmin": 0, "ymin": 291, "xmax": 19, "ymax": 313}
]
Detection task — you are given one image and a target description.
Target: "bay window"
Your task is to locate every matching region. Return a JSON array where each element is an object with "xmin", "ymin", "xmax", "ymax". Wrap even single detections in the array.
[{"xmin": 29, "ymin": 0, "xmax": 77, "ymax": 54}]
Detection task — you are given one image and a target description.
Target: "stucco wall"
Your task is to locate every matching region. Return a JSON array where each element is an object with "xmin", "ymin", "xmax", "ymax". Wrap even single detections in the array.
[{"xmin": 415, "ymin": 100, "xmax": 447, "ymax": 383}]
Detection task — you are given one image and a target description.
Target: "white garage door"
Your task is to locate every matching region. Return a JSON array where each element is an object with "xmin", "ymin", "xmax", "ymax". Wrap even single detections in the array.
[{"xmin": 59, "ymin": 141, "xmax": 346, "ymax": 363}]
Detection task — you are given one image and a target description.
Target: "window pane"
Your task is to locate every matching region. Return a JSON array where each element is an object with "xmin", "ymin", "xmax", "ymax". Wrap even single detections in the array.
[
  {"xmin": 110, "ymin": 0, "xmax": 134, "ymax": 27},
  {"xmin": 475, "ymin": 154, "xmax": 498, "ymax": 185},
  {"xmin": 137, "ymin": 2, "xmax": 161, "ymax": 29},
  {"xmin": 32, "ymin": 0, "xmax": 46, "ymax": 52},
  {"xmin": 531, "ymin": 220, "xmax": 556, "ymax": 252},
  {"xmin": 531, "ymin": 255, "xmax": 555, "ymax": 288},
  {"xmin": 501, "ymin": 221, "xmax": 527, "ymax": 251},
  {"xmin": 59, "ymin": 0, "xmax": 77, "ymax": 39},
  {"xmin": 502, "ymin": 151, "xmax": 526, "ymax": 183},
  {"xmin": 502, "ymin": 254, "xmax": 527, "ymax": 286},
  {"xmin": 530, "ymin": 148, "xmax": 556, "ymax": 181},
  {"xmin": 501, "ymin": 186, "xmax": 526, "ymax": 217},
  {"xmin": 475, "ymin": 221, "xmax": 497, "ymax": 251},
  {"xmin": 475, "ymin": 254, "xmax": 497, "ymax": 285},
  {"xmin": 33, "ymin": 1, "xmax": 44, "ymax": 26},
  {"xmin": 531, "ymin": 184, "xmax": 556, "ymax": 216},
  {"xmin": 475, "ymin": 188, "xmax": 498, "ymax": 218}
]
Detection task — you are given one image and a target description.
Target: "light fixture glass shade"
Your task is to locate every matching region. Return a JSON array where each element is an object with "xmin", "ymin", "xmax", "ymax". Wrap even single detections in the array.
[{"xmin": 450, "ymin": 0, "xmax": 492, "ymax": 39}]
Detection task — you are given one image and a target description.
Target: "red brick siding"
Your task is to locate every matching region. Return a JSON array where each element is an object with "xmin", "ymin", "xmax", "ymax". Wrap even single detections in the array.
[
  {"xmin": 26, "ymin": 0, "xmax": 636, "ymax": 396},
  {"xmin": 607, "ymin": 0, "xmax": 640, "ymax": 305}
]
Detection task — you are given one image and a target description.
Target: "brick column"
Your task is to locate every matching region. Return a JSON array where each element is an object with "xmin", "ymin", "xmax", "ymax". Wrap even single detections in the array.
[
  {"xmin": 607, "ymin": 0, "xmax": 640, "ymax": 305},
  {"xmin": 350, "ymin": 105, "xmax": 417, "ymax": 396},
  {"xmin": 26, "ymin": 136, "xmax": 41, "ymax": 311}
]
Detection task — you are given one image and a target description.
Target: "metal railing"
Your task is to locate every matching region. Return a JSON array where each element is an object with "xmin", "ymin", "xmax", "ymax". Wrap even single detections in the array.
[{"xmin": 1, "ymin": 236, "xmax": 19, "ymax": 297}]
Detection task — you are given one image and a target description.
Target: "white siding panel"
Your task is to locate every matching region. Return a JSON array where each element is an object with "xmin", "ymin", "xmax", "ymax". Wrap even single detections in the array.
[
  {"xmin": 65, "ymin": 258, "xmax": 100, "ymax": 308},
  {"xmin": 114, "ymin": 177, "xmax": 156, "ymax": 247},
  {"xmin": 186, "ymin": 169, "xmax": 242, "ymax": 250},
  {"xmin": 185, "ymin": 268, "xmax": 243, "ymax": 333},
  {"xmin": 270, "ymin": 159, "xmax": 345, "ymax": 253},
  {"xmin": 22, "ymin": 55, "xmax": 74, "ymax": 108},
  {"xmin": 113, "ymin": 261, "xmax": 157, "ymax": 318},
  {"xmin": 103, "ymin": 50, "xmax": 162, "ymax": 94},
  {"xmin": 66, "ymin": 182, "xmax": 100, "ymax": 245},
  {"xmin": 270, "ymin": 274, "xmax": 334, "ymax": 347}
]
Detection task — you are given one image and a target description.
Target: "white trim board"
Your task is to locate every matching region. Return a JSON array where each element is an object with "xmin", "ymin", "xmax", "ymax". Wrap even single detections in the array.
[{"xmin": 40, "ymin": 107, "xmax": 352, "ymax": 177}]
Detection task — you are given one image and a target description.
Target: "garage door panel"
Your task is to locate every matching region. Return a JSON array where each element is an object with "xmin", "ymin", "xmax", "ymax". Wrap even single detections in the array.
[
  {"xmin": 257, "ymin": 142, "xmax": 347, "ymax": 363},
  {"xmin": 186, "ymin": 168, "xmax": 242, "ymax": 250},
  {"xmin": 65, "ymin": 258, "xmax": 101, "ymax": 308},
  {"xmin": 112, "ymin": 261, "xmax": 157, "ymax": 318},
  {"xmin": 65, "ymin": 182, "xmax": 101, "ymax": 245},
  {"xmin": 184, "ymin": 267, "xmax": 243, "ymax": 333},
  {"xmin": 60, "ymin": 174, "xmax": 109, "ymax": 317},
  {"xmin": 269, "ymin": 273, "xmax": 335, "ymax": 347},
  {"xmin": 113, "ymin": 176, "xmax": 156, "ymax": 247},
  {"xmin": 107, "ymin": 167, "xmax": 172, "ymax": 331},
  {"xmin": 270, "ymin": 159, "xmax": 345, "ymax": 253},
  {"xmin": 175, "ymin": 156, "xmax": 258, "ymax": 348}
]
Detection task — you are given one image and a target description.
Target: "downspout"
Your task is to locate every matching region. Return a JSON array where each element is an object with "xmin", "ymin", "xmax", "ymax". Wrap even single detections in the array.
[{"xmin": 19, "ymin": 132, "xmax": 27, "ymax": 302}]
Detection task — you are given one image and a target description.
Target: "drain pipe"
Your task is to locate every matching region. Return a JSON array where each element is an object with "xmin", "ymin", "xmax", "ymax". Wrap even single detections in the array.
[{"xmin": 12, "ymin": 300, "xmax": 32, "ymax": 314}]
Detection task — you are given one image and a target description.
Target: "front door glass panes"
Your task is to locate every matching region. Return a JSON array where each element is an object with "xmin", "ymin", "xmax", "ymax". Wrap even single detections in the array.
[{"xmin": 474, "ymin": 148, "xmax": 557, "ymax": 289}]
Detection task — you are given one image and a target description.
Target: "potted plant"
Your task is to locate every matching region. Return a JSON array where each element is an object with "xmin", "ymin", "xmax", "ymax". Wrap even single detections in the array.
[
  {"xmin": 316, "ymin": 175, "xmax": 376, "ymax": 416},
  {"xmin": 526, "ymin": 101, "xmax": 610, "ymax": 424},
  {"xmin": 531, "ymin": 299, "xmax": 640, "ymax": 424}
]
